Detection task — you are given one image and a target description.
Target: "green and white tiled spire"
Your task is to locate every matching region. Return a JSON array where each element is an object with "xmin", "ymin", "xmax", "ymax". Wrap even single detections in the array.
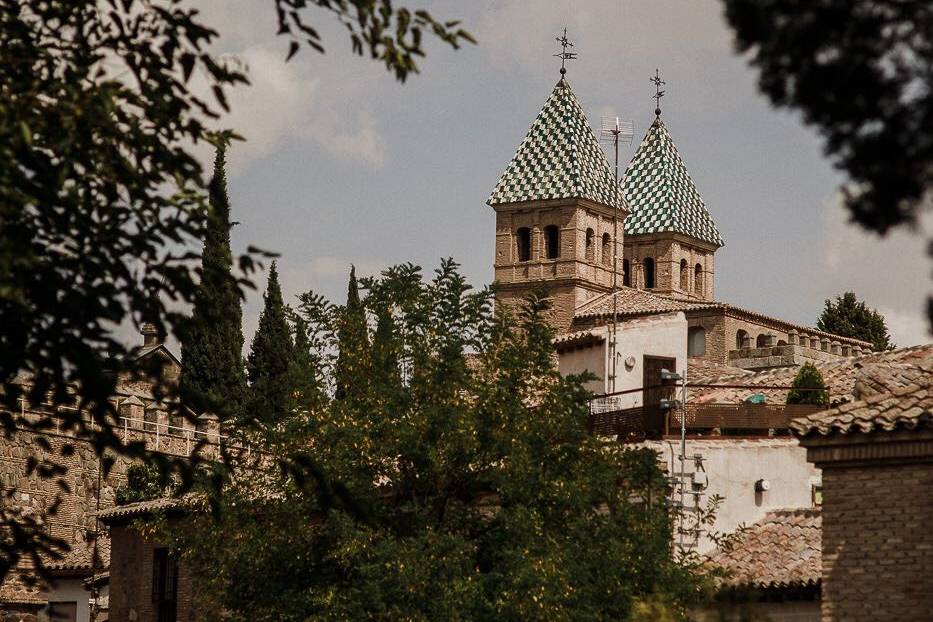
[
  {"xmin": 488, "ymin": 79, "xmax": 622, "ymax": 209},
  {"xmin": 621, "ymin": 117, "xmax": 724, "ymax": 247}
]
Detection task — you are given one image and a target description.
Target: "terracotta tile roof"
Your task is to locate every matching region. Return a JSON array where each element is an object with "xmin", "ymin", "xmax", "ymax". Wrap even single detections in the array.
[
  {"xmin": 575, "ymin": 291, "xmax": 872, "ymax": 349},
  {"xmin": 791, "ymin": 377, "xmax": 933, "ymax": 438},
  {"xmin": 687, "ymin": 358, "xmax": 753, "ymax": 383},
  {"xmin": 690, "ymin": 344, "xmax": 933, "ymax": 405},
  {"xmin": 553, "ymin": 329, "xmax": 604, "ymax": 348},
  {"xmin": 45, "ymin": 536, "xmax": 110, "ymax": 575},
  {"xmin": 709, "ymin": 507, "xmax": 821, "ymax": 589},
  {"xmin": 574, "ymin": 287, "xmax": 715, "ymax": 319},
  {"xmin": 98, "ymin": 497, "xmax": 182, "ymax": 524}
]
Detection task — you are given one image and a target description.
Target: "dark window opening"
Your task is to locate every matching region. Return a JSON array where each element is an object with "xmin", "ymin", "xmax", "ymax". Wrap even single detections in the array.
[
  {"xmin": 47, "ymin": 602, "xmax": 77, "ymax": 622},
  {"xmin": 622, "ymin": 259, "xmax": 630, "ymax": 286},
  {"xmin": 643, "ymin": 257, "xmax": 655, "ymax": 289},
  {"xmin": 601, "ymin": 233, "xmax": 611, "ymax": 266},
  {"xmin": 544, "ymin": 225, "xmax": 560, "ymax": 259},
  {"xmin": 153, "ymin": 547, "xmax": 178, "ymax": 622},
  {"xmin": 694, "ymin": 263, "xmax": 703, "ymax": 295},
  {"xmin": 516, "ymin": 227, "xmax": 531, "ymax": 262},
  {"xmin": 585, "ymin": 228, "xmax": 595, "ymax": 262},
  {"xmin": 736, "ymin": 330, "xmax": 749, "ymax": 349},
  {"xmin": 756, "ymin": 334, "xmax": 769, "ymax": 348}
]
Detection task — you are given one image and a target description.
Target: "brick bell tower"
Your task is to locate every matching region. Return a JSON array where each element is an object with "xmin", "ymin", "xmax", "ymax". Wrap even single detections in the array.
[{"xmin": 487, "ymin": 77, "xmax": 628, "ymax": 334}]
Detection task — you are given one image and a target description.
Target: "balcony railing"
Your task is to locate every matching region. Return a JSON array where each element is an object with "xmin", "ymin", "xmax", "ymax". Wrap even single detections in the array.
[{"xmin": 587, "ymin": 399, "xmax": 826, "ymax": 440}]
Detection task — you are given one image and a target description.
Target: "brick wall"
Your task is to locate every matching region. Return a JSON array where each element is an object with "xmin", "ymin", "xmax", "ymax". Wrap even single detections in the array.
[
  {"xmin": 819, "ymin": 461, "xmax": 933, "ymax": 621},
  {"xmin": 687, "ymin": 311, "xmax": 727, "ymax": 364},
  {"xmin": 108, "ymin": 526, "xmax": 202, "ymax": 622}
]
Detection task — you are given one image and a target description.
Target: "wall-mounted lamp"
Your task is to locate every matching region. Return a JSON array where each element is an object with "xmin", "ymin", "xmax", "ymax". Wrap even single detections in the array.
[{"xmin": 755, "ymin": 478, "xmax": 771, "ymax": 493}]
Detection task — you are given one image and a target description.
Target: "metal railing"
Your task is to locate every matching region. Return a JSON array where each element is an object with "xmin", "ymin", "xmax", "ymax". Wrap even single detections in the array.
[
  {"xmin": 669, "ymin": 403, "xmax": 825, "ymax": 432},
  {"xmin": 587, "ymin": 397, "xmax": 827, "ymax": 440}
]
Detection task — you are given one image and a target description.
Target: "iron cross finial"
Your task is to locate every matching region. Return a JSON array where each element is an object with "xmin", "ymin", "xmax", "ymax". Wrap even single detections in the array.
[
  {"xmin": 554, "ymin": 27, "xmax": 577, "ymax": 77},
  {"xmin": 651, "ymin": 68, "xmax": 666, "ymax": 116}
]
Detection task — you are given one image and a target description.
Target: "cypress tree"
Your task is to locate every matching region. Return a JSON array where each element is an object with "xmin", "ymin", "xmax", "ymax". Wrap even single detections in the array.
[
  {"xmin": 180, "ymin": 145, "xmax": 247, "ymax": 417},
  {"xmin": 372, "ymin": 306, "xmax": 400, "ymax": 387},
  {"xmin": 786, "ymin": 362, "xmax": 829, "ymax": 406},
  {"xmin": 289, "ymin": 315, "xmax": 320, "ymax": 414},
  {"xmin": 334, "ymin": 266, "xmax": 369, "ymax": 400},
  {"xmin": 247, "ymin": 261, "xmax": 295, "ymax": 424}
]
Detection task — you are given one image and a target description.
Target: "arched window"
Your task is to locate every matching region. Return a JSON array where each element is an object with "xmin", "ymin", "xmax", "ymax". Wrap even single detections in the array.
[
  {"xmin": 756, "ymin": 334, "xmax": 769, "ymax": 348},
  {"xmin": 585, "ymin": 228, "xmax": 595, "ymax": 262},
  {"xmin": 736, "ymin": 329, "xmax": 749, "ymax": 349},
  {"xmin": 601, "ymin": 233, "xmax": 611, "ymax": 266},
  {"xmin": 688, "ymin": 326, "xmax": 706, "ymax": 356},
  {"xmin": 679, "ymin": 259, "xmax": 688, "ymax": 290},
  {"xmin": 643, "ymin": 257, "xmax": 655, "ymax": 289},
  {"xmin": 544, "ymin": 225, "xmax": 560, "ymax": 259},
  {"xmin": 694, "ymin": 263, "xmax": 703, "ymax": 295},
  {"xmin": 622, "ymin": 259, "xmax": 630, "ymax": 286},
  {"xmin": 516, "ymin": 227, "xmax": 531, "ymax": 262}
]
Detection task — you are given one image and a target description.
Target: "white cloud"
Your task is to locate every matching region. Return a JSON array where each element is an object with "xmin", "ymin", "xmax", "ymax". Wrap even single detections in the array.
[
  {"xmin": 183, "ymin": 1, "xmax": 387, "ymax": 174},
  {"xmin": 879, "ymin": 306, "xmax": 931, "ymax": 348}
]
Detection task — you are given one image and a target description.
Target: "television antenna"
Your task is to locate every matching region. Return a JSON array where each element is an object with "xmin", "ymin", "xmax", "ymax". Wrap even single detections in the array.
[{"xmin": 599, "ymin": 116, "xmax": 635, "ymax": 392}]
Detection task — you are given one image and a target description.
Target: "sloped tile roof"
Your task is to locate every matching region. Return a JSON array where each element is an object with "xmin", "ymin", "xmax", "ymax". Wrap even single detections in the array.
[
  {"xmin": 709, "ymin": 507, "xmax": 821, "ymax": 589},
  {"xmin": 45, "ymin": 537, "xmax": 110, "ymax": 575},
  {"xmin": 688, "ymin": 358, "xmax": 754, "ymax": 383},
  {"xmin": 574, "ymin": 287, "xmax": 717, "ymax": 319},
  {"xmin": 575, "ymin": 291, "xmax": 872, "ymax": 349},
  {"xmin": 98, "ymin": 497, "xmax": 182, "ymax": 524},
  {"xmin": 488, "ymin": 79, "xmax": 622, "ymax": 209},
  {"xmin": 791, "ymin": 377, "xmax": 932, "ymax": 437},
  {"xmin": 690, "ymin": 344, "xmax": 933, "ymax": 405},
  {"xmin": 553, "ymin": 329, "xmax": 604, "ymax": 348},
  {"xmin": 622, "ymin": 117, "xmax": 724, "ymax": 247}
]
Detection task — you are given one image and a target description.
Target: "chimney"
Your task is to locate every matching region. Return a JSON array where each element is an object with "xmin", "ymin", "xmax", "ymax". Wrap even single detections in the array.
[{"xmin": 141, "ymin": 323, "xmax": 161, "ymax": 347}]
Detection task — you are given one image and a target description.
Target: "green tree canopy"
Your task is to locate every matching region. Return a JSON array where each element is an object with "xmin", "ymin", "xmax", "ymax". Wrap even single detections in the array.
[
  {"xmin": 817, "ymin": 292, "xmax": 893, "ymax": 352},
  {"xmin": 0, "ymin": 0, "xmax": 469, "ymax": 579},
  {"xmin": 787, "ymin": 362, "xmax": 829, "ymax": 406},
  {"xmin": 722, "ymin": 0, "xmax": 932, "ymax": 236},
  {"xmin": 247, "ymin": 261, "xmax": 296, "ymax": 426},
  {"xmin": 334, "ymin": 265, "xmax": 370, "ymax": 400},
  {"xmin": 169, "ymin": 261, "xmax": 708, "ymax": 620},
  {"xmin": 181, "ymin": 146, "xmax": 248, "ymax": 418}
]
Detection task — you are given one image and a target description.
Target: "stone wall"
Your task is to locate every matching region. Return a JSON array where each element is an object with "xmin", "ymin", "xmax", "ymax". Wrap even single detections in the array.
[
  {"xmin": 0, "ymin": 408, "xmax": 227, "ymax": 617},
  {"xmin": 0, "ymin": 426, "xmax": 127, "ymax": 613}
]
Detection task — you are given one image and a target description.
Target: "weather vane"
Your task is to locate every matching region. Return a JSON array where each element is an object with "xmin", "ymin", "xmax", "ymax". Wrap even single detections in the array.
[
  {"xmin": 554, "ymin": 27, "xmax": 577, "ymax": 76},
  {"xmin": 651, "ymin": 68, "xmax": 666, "ymax": 116}
]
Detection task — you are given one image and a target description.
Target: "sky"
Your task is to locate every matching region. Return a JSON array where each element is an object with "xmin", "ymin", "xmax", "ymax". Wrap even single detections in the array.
[{"xmin": 187, "ymin": 0, "xmax": 931, "ymax": 350}]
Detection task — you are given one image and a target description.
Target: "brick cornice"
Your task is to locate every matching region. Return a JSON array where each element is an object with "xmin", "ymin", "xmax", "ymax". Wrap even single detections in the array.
[
  {"xmin": 490, "ymin": 197, "xmax": 629, "ymax": 220},
  {"xmin": 800, "ymin": 428, "xmax": 933, "ymax": 467}
]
